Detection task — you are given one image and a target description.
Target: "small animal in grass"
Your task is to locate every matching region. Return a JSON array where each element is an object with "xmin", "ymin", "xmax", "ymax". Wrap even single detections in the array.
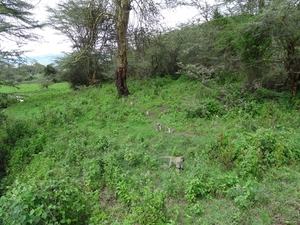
[
  {"xmin": 159, "ymin": 156, "xmax": 185, "ymax": 171},
  {"xmin": 167, "ymin": 126, "xmax": 174, "ymax": 133},
  {"xmin": 156, "ymin": 123, "xmax": 162, "ymax": 131}
]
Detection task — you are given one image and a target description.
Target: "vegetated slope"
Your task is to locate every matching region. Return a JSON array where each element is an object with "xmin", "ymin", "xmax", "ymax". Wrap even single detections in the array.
[{"xmin": 1, "ymin": 76, "xmax": 300, "ymax": 224}]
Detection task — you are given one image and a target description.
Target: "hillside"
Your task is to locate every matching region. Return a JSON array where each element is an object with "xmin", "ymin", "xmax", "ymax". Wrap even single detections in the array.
[{"xmin": 0, "ymin": 77, "xmax": 300, "ymax": 224}]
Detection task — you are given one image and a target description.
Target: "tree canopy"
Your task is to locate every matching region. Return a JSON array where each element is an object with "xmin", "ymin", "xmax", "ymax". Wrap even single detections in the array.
[
  {"xmin": 1, "ymin": 0, "xmax": 300, "ymax": 97},
  {"xmin": 0, "ymin": 0, "xmax": 43, "ymax": 63}
]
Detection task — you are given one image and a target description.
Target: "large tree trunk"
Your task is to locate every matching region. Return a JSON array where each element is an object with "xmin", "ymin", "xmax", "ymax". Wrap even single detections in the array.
[
  {"xmin": 284, "ymin": 40, "xmax": 300, "ymax": 99},
  {"xmin": 115, "ymin": 0, "xmax": 131, "ymax": 96}
]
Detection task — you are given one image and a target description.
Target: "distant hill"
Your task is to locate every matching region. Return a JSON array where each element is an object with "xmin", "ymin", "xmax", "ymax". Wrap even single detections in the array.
[{"xmin": 26, "ymin": 54, "xmax": 63, "ymax": 65}]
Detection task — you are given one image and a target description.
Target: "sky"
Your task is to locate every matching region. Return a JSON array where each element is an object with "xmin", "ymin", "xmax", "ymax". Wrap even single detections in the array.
[
  {"xmin": 21, "ymin": 0, "xmax": 199, "ymax": 64},
  {"xmin": 23, "ymin": 0, "xmax": 72, "ymax": 57}
]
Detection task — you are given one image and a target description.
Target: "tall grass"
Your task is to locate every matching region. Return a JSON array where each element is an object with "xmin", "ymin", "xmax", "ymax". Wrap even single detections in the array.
[{"xmin": 0, "ymin": 77, "xmax": 300, "ymax": 224}]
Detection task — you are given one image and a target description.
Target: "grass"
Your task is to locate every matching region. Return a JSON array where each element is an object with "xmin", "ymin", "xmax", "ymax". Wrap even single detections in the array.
[
  {"xmin": 0, "ymin": 82, "xmax": 71, "ymax": 117},
  {"xmin": 0, "ymin": 82, "xmax": 69, "ymax": 93},
  {"xmin": 0, "ymin": 76, "xmax": 300, "ymax": 224}
]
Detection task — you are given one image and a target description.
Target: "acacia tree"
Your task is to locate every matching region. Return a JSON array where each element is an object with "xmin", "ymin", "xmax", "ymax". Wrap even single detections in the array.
[
  {"xmin": 114, "ymin": 0, "xmax": 131, "ymax": 96},
  {"xmin": 103, "ymin": 0, "xmax": 161, "ymax": 96},
  {"xmin": 0, "ymin": 0, "xmax": 43, "ymax": 188},
  {"xmin": 48, "ymin": 0, "xmax": 115, "ymax": 87},
  {"xmin": 49, "ymin": 0, "xmax": 163, "ymax": 95},
  {"xmin": 0, "ymin": 0, "xmax": 42, "ymax": 63},
  {"xmin": 263, "ymin": 0, "xmax": 300, "ymax": 98}
]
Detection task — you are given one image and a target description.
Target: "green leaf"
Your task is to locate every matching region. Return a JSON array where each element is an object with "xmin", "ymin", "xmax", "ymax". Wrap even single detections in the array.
[
  {"xmin": 29, "ymin": 209, "xmax": 35, "ymax": 216},
  {"xmin": 42, "ymin": 212, "xmax": 47, "ymax": 219},
  {"xmin": 12, "ymin": 205, "xmax": 22, "ymax": 219}
]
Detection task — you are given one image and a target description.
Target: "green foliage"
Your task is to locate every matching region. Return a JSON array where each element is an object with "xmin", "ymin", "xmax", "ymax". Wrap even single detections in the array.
[
  {"xmin": 5, "ymin": 119, "xmax": 37, "ymax": 146},
  {"xmin": 126, "ymin": 185, "xmax": 167, "ymax": 224},
  {"xmin": 39, "ymin": 78, "xmax": 53, "ymax": 89},
  {"xmin": 0, "ymin": 114, "xmax": 9, "ymax": 193},
  {"xmin": 0, "ymin": 179, "xmax": 88, "ymax": 225},
  {"xmin": 0, "ymin": 0, "xmax": 44, "ymax": 64},
  {"xmin": 226, "ymin": 180, "xmax": 268, "ymax": 209},
  {"xmin": 210, "ymin": 132, "xmax": 237, "ymax": 169},
  {"xmin": 57, "ymin": 52, "xmax": 108, "ymax": 88},
  {"xmin": 0, "ymin": 119, "xmax": 47, "ymax": 190},
  {"xmin": 0, "ymin": 94, "xmax": 9, "ymax": 108},
  {"xmin": 8, "ymin": 132, "xmax": 47, "ymax": 173},
  {"xmin": 185, "ymin": 174, "xmax": 215, "ymax": 203},
  {"xmin": 185, "ymin": 172, "xmax": 269, "ymax": 209},
  {"xmin": 186, "ymin": 99, "xmax": 223, "ymax": 119},
  {"xmin": 210, "ymin": 129, "xmax": 295, "ymax": 177},
  {"xmin": 235, "ymin": 19, "xmax": 271, "ymax": 63},
  {"xmin": 1, "ymin": 78, "xmax": 300, "ymax": 224},
  {"xmin": 135, "ymin": 31, "xmax": 181, "ymax": 78},
  {"xmin": 43, "ymin": 64, "xmax": 57, "ymax": 77}
]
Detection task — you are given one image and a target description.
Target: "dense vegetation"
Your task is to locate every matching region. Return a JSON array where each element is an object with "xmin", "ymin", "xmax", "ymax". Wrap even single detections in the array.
[
  {"xmin": 1, "ymin": 0, "xmax": 300, "ymax": 224},
  {"xmin": 0, "ymin": 76, "xmax": 300, "ymax": 224}
]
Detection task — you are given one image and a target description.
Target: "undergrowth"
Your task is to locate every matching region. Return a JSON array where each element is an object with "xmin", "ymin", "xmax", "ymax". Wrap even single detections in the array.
[{"xmin": 0, "ymin": 77, "xmax": 300, "ymax": 224}]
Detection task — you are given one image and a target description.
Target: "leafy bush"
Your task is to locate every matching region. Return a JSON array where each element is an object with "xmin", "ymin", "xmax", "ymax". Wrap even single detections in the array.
[
  {"xmin": 0, "ymin": 179, "xmax": 88, "ymax": 225},
  {"xmin": 186, "ymin": 99, "xmax": 223, "ymax": 119},
  {"xmin": 185, "ymin": 174, "xmax": 216, "ymax": 203},
  {"xmin": 0, "ymin": 93, "xmax": 15, "ymax": 108},
  {"xmin": 0, "ymin": 131, "xmax": 9, "ymax": 194},
  {"xmin": 5, "ymin": 119, "xmax": 37, "ymax": 146},
  {"xmin": 210, "ymin": 129, "xmax": 295, "ymax": 177},
  {"xmin": 7, "ymin": 133, "xmax": 47, "ymax": 175},
  {"xmin": 125, "ymin": 185, "xmax": 168, "ymax": 225},
  {"xmin": 241, "ymin": 100, "xmax": 261, "ymax": 117},
  {"xmin": 0, "ymin": 119, "xmax": 45, "ymax": 189},
  {"xmin": 210, "ymin": 132, "xmax": 237, "ymax": 169},
  {"xmin": 39, "ymin": 78, "xmax": 53, "ymax": 89},
  {"xmin": 177, "ymin": 63, "xmax": 217, "ymax": 82},
  {"xmin": 226, "ymin": 179, "xmax": 268, "ymax": 208}
]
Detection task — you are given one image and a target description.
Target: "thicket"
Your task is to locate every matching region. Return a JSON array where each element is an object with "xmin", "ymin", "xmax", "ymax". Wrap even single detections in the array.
[
  {"xmin": 125, "ymin": 0, "xmax": 300, "ymax": 94},
  {"xmin": 0, "ymin": 62, "xmax": 45, "ymax": 84}
]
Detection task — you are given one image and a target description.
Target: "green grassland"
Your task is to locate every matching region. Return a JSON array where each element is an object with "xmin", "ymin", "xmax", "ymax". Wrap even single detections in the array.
[{"xmin": 1, "ymin": 77, "xmax": 300, "ymax": 224}]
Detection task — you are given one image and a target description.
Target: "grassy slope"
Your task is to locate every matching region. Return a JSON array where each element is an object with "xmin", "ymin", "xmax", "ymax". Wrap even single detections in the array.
[{"xmin": 1, "ymin": 77, "xmax": 300, "ymax": 224}]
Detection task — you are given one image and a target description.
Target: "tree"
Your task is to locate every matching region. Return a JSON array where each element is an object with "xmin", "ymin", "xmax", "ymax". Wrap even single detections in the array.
[
  {"xmin": 49, "ymin": 0, "xmax": 163, "ymax": 95},
  {"xmin": 43, "ymin": 64, "xmax": 58, "ymax": 82},
  {"xmin": 181, "ymin": 0, "xmax": 215, "ymax": 22},
  {"xmin": 48, "ymin": 0, "xmax": 115, "ymax": 87},
  {"xmin": 114, "ymin": 0, "xmax": 131, "ymax": 96},
  {"xmin": 0, "ymin": 0, "xmax": 43, "ymax": 63},
  {"xmin": 222, "ymin": 0, "xmax": 266, "ymax": 15},
  {"xmin": 113, "ymin": 0, "xmax": 161, "ymax": 96},
  {"xmin": 261, "ymin": 0, "xmax": 300, "ymax": 98}
]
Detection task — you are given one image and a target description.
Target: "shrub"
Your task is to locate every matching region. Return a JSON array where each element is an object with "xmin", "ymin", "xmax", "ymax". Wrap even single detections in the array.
[
  {"xmin": 226, "ymin": 179, "xmax": 268, "ymax": 208},
  {"xmin": 39, "ymin": 78, "xmax": 53, "ymax": 89},
  {"xmin": 0, "ymin": 94, "xmax": 12, "ymax": 108},
  {"xmin": 186, "ymin": 99, "xmax": 223, "ymax": 119},
  {"xmin": 210, "ymin": 129, "xmax": 295, "ymax": 177},
  {"xmin": 0, "ymin": 178, "xmax": 88, "ymax": 225},
  {"xmin": 5, "ymin": 119, "xmax": 36, "ymax": 146},
  {"xmin": 185, "ymin": 174, "xmax": 216, "ymax": 203},
  {"xmin": 125, "ymin": 185, "xmax": 168, "ymax": 225},
  {"xmin": 210, "ymin": 132, "xmax": 237, "ymax": 169}
]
